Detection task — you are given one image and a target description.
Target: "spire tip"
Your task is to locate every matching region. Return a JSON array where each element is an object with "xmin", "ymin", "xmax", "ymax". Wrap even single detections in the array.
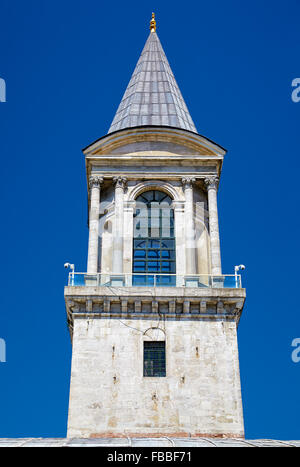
[{"xmin": 150, "ymin": 12, "xmax": 156, "ymax": 32}]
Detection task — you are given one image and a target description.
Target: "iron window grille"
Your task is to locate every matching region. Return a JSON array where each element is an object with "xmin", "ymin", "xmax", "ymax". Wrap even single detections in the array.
[
  {"xmin": 143, "ymin": 341, "xmax": 166, "ymax": 377},
  {"xmin": 133, "ymin": 190, "xmax": 176, "ymax": 276}
]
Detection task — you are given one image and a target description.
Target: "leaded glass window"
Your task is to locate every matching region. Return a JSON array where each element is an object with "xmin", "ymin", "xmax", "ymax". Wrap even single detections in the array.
[{"xmin": 133, "ymin": 190, "xmax": 175, "ymax": 277}]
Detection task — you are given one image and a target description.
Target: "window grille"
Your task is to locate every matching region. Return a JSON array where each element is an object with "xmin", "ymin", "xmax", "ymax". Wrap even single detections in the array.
[
  {"xmin": 133, "ymin": 190, "xmax": 175, "ymax": 275},
  {"xmin": 143, "ymin": 341, "xmax": 166, "ymax": 377}
]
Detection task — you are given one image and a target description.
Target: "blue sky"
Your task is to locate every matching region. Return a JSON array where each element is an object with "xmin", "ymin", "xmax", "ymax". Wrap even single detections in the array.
[{"xmin": 0, "ymin": 0, "xmax": 299, "ymax": 439}]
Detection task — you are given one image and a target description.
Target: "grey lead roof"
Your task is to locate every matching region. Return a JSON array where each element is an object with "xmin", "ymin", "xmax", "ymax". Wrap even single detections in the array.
[
  {"xmin": 0, "ymin": 438, "xmax": 299, "ymax": 447},
  {"xmin": 108, "ymin": 31, "xmax": 197, "ymax": 134}
]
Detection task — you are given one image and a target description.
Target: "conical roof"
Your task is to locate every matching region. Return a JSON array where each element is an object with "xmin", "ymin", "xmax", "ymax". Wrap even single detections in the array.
[{"xmin": 108, "ymin": 30, "xmax": 197, "ymax": 134}]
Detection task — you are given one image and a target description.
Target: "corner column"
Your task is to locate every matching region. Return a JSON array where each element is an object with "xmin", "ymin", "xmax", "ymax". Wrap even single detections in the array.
[
  {"xmin": 112, "ymin": 177, "xmax": 127, "ymax": 273},
  {"xmin": 182, "ymin": 177, "xmax": 197, "ymax": 275},
  {"xmin": 87, "ymin": 176, "xmax": 103, "ymax": 273},
  {"xmin": 204, "ymin": 176, "xmax": 222, "ymax": 275}
]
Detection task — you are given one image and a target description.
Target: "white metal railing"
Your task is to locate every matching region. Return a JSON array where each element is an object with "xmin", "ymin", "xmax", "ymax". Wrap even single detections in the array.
[{"xmin": 67, "ymin": 273, "xmax": 242, "ymax": 289}]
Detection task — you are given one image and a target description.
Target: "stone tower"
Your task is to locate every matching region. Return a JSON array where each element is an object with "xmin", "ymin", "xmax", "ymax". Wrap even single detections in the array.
[{"xmin": 65, "ymin": 15, "xmax": 246, "ymax": 439}]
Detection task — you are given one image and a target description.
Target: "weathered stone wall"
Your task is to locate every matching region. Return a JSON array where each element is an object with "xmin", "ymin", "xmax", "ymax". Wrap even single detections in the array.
[{"xmin": 67, "ymin": 315, "xmax": 244, "ymax": 438}]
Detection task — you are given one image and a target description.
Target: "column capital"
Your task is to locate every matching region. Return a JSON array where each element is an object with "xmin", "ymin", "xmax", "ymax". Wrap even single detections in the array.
[
  {"xmin": 89, "ymin": 175, "xmax": 104, "ymax": 189},
  {"xmin": 204, "ymin": 176, "xmax": 219, "ymax": 190},
  {"xmin": 181, "ymin": 177, "xmax": 196, "ymax": 188},
  {"xmin": 113, "ymin": 176, "xmax": 127, "ymax": 189}
]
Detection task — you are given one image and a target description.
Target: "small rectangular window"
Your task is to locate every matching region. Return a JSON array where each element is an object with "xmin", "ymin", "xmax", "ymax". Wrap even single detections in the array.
[{"xmin": 144, "ymin": 341, "xmax": 166, "ymax": 377}]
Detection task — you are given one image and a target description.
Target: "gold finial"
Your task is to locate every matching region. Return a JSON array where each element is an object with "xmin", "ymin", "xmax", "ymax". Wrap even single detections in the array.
[{"xmin": 150, "ymin": 12, "xmax": 156, "ymax": 32}]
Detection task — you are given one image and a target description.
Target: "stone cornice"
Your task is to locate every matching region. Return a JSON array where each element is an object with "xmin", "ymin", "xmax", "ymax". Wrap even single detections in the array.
[
  {"xmin": 64, "ymin": 288, "xmax": 245, "ymax": 333},
  {"xmin": 85, "ymin": 154, "xmax": 224, "ymax": 161}
]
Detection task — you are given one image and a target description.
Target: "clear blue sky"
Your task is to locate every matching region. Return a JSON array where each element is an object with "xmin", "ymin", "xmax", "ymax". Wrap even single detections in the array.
[{"xmin": 0, "ymin": 0, "xmax": 299, "ymax": 440}]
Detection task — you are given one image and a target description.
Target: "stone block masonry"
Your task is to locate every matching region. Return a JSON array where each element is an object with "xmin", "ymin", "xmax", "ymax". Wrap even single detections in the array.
[{"xmin": 66, "ymin": 288, "xmax": 245, "ymax": 439}]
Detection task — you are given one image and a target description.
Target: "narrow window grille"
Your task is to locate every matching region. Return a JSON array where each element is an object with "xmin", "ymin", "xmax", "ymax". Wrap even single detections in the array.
[{"xmin": 143, "ymin": 341, "xmax": 166, "ymax": 377}]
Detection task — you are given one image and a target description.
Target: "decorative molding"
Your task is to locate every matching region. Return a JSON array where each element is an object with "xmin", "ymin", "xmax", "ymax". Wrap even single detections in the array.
[
  {"xmin": 200, "ymin": 300, "xmax": 207, "ymax": 313},
  {"xmin": 234, "ymin": 301, "xmax": 244, "ymax": 314},
  {"xmin": 83, "ymin": 124, "xmax": 226, "ymax": 158},
  {"xmin": 128, "ymin": 180, "xmax": 180, "ymax": 202},
  {"xmin": 183, "ymin": 300, "xmax": 190, "ymax": 314},
  {"xmin": 89, "ymin": 176, "xmax": 104, "ymax": 189},
  {"xmin": 204, "ymin": 176, "xmax": 219, "ymax": 191},
  {"xmin": 113, "ymin": 176, "xmax": 127, "ymax": 189},
  {"xmin": 103, "ymin": 299, "xmax": 110, "ymax": 313},
  {"xmin": 173, "ymin": 201, "xmax": 185, "ymax": 213},
  {"xmin": 65, "ymin": 295, "xmax": 245, "ymax": 330},
  {"xmin": 169, "ymin": 300, "xmax": 176, "ymax": 314},
  {"xmin": 181, "ymin": 177, "xmax": 196, "ymax": 189},
  {"xmin": 135, "ymin": 300, "xmax": 142, "ymax": 313},
  {"xmin": 121, "ymin": 300, "xmax": 128, "ymax": 313}
]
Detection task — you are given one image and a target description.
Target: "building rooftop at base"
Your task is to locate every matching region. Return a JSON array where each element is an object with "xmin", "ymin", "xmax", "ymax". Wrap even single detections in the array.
[{"xmin": 0, "ymin": 438, "xmax": 299, "ymax": 447}]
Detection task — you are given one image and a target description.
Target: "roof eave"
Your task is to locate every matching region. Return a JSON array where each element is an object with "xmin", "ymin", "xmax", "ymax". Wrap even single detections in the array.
[{"xmin": 82, "ymin": 125, "xmax": 227, "ymax": 156}]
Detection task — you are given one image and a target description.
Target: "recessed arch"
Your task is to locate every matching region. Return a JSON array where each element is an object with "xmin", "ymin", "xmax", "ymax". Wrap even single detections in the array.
[
  {"xmin": 143, "ymin": 327, "xmax": 166, "ymax": 341},
  {"xmin": 129, "ymin": 180, "xmax": 180, "ymax": 203}
]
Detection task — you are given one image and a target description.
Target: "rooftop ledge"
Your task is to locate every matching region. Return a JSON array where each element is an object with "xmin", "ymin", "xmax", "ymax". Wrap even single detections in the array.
[{"xmin": 66, "ymin": 273, "xmax": 243, "ymax": 289}]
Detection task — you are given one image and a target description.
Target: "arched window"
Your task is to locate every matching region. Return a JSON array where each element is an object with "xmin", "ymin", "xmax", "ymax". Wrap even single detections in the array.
[{"xmin": 133, "ymin": 190, "xmax": 175, "ymax": 285}]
